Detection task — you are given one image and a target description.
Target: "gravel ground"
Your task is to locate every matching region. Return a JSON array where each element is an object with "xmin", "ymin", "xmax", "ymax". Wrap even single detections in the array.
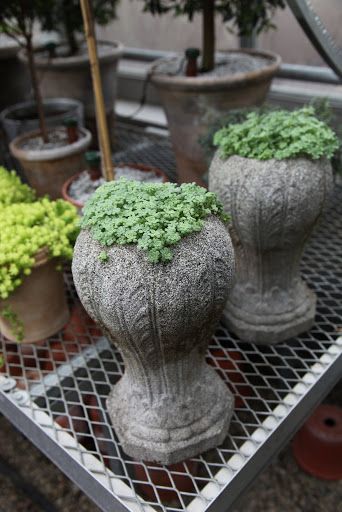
[{"xmin": 0, "ymin": 381, "xmax": 341, "ymax": 512}]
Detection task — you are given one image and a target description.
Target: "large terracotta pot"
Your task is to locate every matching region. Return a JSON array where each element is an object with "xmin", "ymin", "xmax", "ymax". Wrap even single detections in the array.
[
  {"xmin": 72, "ymin": 216, "xmax": 235, "ymax": 464},
  {"xmin": 9, "ymin": 126, "xmax": 92, "ymax": 199},
  {"xmin": 151, "ymin": 49, "xmax": 281, "ymax": 184},
  {"xmin": 19, "ymin": 41, "xmax": 123, "ymax": 148},
  {"xmin": 209, "ymin": 153, "xmax": 333, "ymax": 344},
  {"xmin": 0, "ymin": 250, "xmax": 69, "ymax": 343}
]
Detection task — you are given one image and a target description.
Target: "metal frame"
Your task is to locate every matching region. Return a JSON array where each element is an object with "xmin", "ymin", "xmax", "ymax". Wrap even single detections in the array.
[{"xmin": 1, "ymin": 124, "xmax": 342, "ymax": 512}]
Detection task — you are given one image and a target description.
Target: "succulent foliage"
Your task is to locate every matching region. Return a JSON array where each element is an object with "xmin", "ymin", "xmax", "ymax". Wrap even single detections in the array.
[
  {"xmin": 214, "ymin": 107, "xmax": 339, "ymax": 161},
  {"xmin": 81, "ymin": 179, "xmax": 228, "ymax": 263},
  {"xmin": 0, "ymin": 198, "xmax": 79, "ymax": 299},
  {"xmin": 0, "ymin": 167, "xmax": 36, "ymax": 205}
]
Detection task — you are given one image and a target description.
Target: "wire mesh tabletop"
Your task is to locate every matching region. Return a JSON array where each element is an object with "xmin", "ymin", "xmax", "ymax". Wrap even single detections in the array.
[{"xmin": 0, "ymin": 123, "xmax": 342, "ymax": 512}]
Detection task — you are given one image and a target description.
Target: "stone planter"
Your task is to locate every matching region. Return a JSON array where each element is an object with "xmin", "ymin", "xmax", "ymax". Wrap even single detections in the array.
[
  {"xmin": 10, "ymin": 126, "xmax": 92, "ymax": 199},
  {"xmin": 72, "ymin": 216, "xmax": 235, "ymax": 464},
  {"xmin": 151, "ymin": 49, "xmax": 281, "ymax": 185},
  {"xmin": 19, "ymin": 41, "xmax": 123, "ymax": 148},
  {"xmin": 0, "ymin": 98, "xmax": 84, "ymax": 143},
  {"xmin": 209, "ymin": 153, "xmax": 333, "ymax": 344},
  {"xmin": 0, "ymin": 249, "xmax": 69, "ymax": 343}
]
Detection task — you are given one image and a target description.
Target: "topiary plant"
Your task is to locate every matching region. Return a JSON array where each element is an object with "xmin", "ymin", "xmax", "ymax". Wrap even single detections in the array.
[
  {"xmin": 81, "ymin": 178, "xmax": 229, "ymax": 263},
  {"xmin": 140, "ymin": 0, "xmax": 285, "ymax": 72},
  {"xmin": 213, "ymin": 107, "xmax": 340, "ymax": 161},
  {"xmin": 0, "ymin": 198, "xmax": 79, "ymax": 300},
  {"xmin": 41, "ymin": 0, "xmax": 119, "ymax": 56},
  {"xmin": 0, "ymin": 167, "xmax": 36, "ymax": 205}
]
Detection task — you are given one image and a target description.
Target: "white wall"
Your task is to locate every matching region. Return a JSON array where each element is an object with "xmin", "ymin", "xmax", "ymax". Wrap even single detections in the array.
[{"xmin": 99, "ymin": 0, "xmax": 342, "ymax": 66}]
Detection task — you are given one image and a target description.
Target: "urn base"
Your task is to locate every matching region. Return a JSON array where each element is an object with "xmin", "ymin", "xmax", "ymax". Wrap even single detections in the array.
[
  {"xmin": 107, "ymin": 366, "xmax": 234, "ymax": 464},
  {"xmin": 224, "ymin": 285, "xmax": 316, "ymax": 344}
]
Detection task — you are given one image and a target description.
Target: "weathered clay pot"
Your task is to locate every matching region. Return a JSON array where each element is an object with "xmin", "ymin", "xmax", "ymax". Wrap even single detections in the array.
[
  {"xmin": 209, "ymin": 154, "xmax": 333, "ymax": 344},
  {"xmin": 72, "ymin": 216, "xmax": 235, "ymax": 464},
  {"xmin": 9, "ymin": 126, "xmax": 92, "ymax": 199},
  {"xmin": 151, "ymin": 49, "xmax": 281, "ymax": 184},
  {"xmin": 0, "ymin": 249, "xmax": 69, "ymax": 343},
  {"xmin": 19, "ymin": 41, "xmax": 123, "ymax": 148},
  {"xmin": 61, "ymin": 163, "xmax": 169, "ymax": 211}
]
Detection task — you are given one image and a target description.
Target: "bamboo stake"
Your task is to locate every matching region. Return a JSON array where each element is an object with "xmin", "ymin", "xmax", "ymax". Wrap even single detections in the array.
[{"xmin": 80, "ymin": 0, "xmax": 114, "ymax": 181}]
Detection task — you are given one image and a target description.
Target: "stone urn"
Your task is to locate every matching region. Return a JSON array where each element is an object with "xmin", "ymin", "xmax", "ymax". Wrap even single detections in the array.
[
  {"xmin": 72, "ymin": 216, "xmax": 235, "ymax": 464},
  {"xmin": 209, "ymin": 153, "xmax": 333, "ymax": 344}
]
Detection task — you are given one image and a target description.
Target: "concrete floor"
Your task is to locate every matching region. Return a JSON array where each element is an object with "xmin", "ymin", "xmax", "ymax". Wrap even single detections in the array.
[{"xmin": 0, "ymin": 381, "xmax": 341, "ymax": 512}]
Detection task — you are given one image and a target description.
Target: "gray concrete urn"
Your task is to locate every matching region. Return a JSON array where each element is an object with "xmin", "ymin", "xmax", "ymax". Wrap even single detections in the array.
[
  {"xmin": 72, "ymin": 216, "xmax": 235, "ymax": 464},
  {"xmin": 209, "ymin": 153, "xmax": 333, "ymax": 344}
]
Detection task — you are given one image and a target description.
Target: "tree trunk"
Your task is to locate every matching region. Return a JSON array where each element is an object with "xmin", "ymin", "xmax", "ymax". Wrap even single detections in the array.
[
  {"xmin": 26, "ymin": 37, "xmax": 49, "ymax": 142},
  {"xmin": 202, "ymin": 0, "xmax": 215, "ymax": 72}
]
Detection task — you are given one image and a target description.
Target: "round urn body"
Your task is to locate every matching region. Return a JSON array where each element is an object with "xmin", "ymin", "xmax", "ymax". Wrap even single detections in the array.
[
  {"xmin": 72, "ymin": 216, "xmax": 235, "ymax": 464},
  {"xmin": 209, "ymin": 154, "xmax": 333, "ymax": 344}
]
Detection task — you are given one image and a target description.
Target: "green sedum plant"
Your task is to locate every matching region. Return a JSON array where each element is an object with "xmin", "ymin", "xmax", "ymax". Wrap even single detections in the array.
[
  {"xmin": 0, "ymin": 198, "xmax": 79, "ymax": 300},
  {"xmin": 214, "ymin": 107, "xmax": 339, "ymax": 161},
  {"xmin": 0, "ymin": 167, "xmax": 36, "ymax": 205},
  {"xmin": 81, "ymin": 179, "xmax": 228, "ymax": 263}
]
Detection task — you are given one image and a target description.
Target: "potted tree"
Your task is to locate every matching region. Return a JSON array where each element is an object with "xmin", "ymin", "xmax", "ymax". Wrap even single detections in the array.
[
  {"xmin": 72, "ymin": 179, "xmax": 235, "ymax": 463},
  {"xmin": 209, "ymin": 107, "xmax": 338, "ymax": 343},
  {"xmin": 140, "ymin": 0, "xmax": 284, "ymax": 184},
  {"xmin": 0, "ymin": 1, "xmax": 92, "ymax": 198},
  {"xmin": 22, "ymin": 0, "xmax": 123, "ymax": 146},
  {"xmin": 0, "ymin": 167, "xmax": 79, "ymax": 343}
]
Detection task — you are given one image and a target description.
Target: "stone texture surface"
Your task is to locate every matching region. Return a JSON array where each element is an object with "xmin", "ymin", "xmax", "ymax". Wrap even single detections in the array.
[
  {"xmin": 209, "ymin": 153, "xmax": 333, "ymax": 344},
  {"xmin": 72, "ymin": 215, "xmax": 235, "ymax": 464}
]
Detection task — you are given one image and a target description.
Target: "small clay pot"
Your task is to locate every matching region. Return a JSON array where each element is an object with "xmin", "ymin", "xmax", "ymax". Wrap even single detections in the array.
[
  {"xmin": 61, "ymin": 162, "xmax": 169, "ymax": 210},
  {"xmin": 10, "ymin": 126, "xmax": 92, "ymax": 199},
  {"xmin": 292, "ymin": 404, "xmax": 342, "ymax": 480},
  {"xmin": 0, "ymin": 249, "xmax": 69, "ymax": 343}
]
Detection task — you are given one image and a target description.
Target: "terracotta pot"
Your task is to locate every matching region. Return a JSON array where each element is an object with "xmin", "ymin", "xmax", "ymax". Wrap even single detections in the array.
[
  {"xmin": 9, "ymin": 126, "xmax": 92, "ymax": 199},
  {"xmin": 61, "ymin": 163, "xmax": 169, "ymax": 210},
  {"xmin": 0, "ymin": 249, "xmax": 69, "ymax": 343},
  {"xmin": 292, "ymin": 405, "xmax": 342, "ymax": 480},
  {"xmin": 19, "ymin": 41, "xmax": 123, "ymax": 148},
  {"xmin": 72, "ymin": 216, "xmax": 235, "ymax": 464},
  {"xmin": 209, "ymin": 153, "xmax": 333, "ymax": 344},
  {"xmin": 151, "ymin": 49, "xmax": 281, "ymax": 184}
]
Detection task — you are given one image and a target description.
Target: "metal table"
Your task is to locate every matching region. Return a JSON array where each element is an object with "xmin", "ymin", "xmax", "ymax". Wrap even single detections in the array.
[{"xmin": 0, "ymin": 123, "xmax": 341, "ymax": 512}]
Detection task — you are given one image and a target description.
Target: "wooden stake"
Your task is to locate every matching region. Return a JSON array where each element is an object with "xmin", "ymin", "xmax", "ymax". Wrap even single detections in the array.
[{"xmin": 80, "ymin": 0, "xmax": 114, "ymax": 181}]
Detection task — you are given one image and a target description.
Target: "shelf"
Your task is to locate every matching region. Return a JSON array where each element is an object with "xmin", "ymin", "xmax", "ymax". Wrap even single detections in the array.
[{"xmin": 1, "ymin": 123, "xmax": 341, "ymax": 512}]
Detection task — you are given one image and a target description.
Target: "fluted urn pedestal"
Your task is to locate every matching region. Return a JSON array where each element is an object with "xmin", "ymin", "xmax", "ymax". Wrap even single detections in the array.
[
  {"xmin": 209, "ymin": 154, "xmax": 333, "ymax": 344},
  {"xmin": 72, "ymin": 216, "xmax": 235, "ymax": 464}
]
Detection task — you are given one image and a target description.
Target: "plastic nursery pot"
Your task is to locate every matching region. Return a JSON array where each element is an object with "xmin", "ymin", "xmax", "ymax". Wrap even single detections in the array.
[
  {"xmin": 292, "ymin": 404, "xmax": 342, "ymax": 480},
  {"xmin": 0, "ymin": 249, "xmax": 69, "ymax": 344},
  {"xmin": 9, "ymin": 126, "xmax": 92, "ymax": 199},
  {"xmin": 0, "ymin": 98, "xmax": 84, "ymax": 143},
  {"xmin": 19, "ymin": 41, "xmax": 123, "ymax": 149},
  {"xmin": 61, "ymin": 162, "xmax": 169, "ymax": 211}
]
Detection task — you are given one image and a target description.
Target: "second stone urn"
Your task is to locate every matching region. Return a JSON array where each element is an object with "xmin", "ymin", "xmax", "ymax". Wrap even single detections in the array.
[
  {"xmin": 209, "ymin": 154, "xmax": 333, "ymax": 344},
  {"xmin": 72, "ymin": 214, "xmax": 235, "ymax": 464}
]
